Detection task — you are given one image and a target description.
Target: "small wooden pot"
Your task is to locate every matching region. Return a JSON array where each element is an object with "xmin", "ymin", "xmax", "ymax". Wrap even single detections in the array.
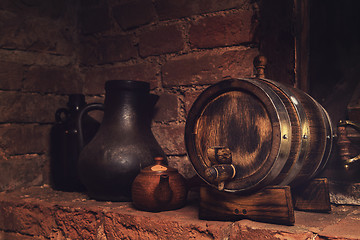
[{"xmin": 131, "ymin": 157, "xmax": 188, "ymax": 212}]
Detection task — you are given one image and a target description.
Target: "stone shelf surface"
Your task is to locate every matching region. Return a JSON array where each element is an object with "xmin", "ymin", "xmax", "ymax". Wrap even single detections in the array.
[{"xmin": 0, "ymin": 186, "xmax": 360, "ymax": 239}]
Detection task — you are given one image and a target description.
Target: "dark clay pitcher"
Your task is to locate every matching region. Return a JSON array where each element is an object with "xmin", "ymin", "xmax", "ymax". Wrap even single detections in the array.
[{"xmin": 77, "ymin": 80, "xmax": 166, "ymax": 201}]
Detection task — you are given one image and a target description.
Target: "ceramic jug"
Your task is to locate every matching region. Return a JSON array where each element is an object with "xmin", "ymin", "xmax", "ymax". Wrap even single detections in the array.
[
  {"xmin": 131, "ymin": 157, "xmax": 188, "ymax": 212},
  {"xmin": 77, "ymin": 80, "xmax": 166, "ymax": 201},
  {"xmin": 50, "ymin": 94, "xmax": 99, "ymax": 192}
]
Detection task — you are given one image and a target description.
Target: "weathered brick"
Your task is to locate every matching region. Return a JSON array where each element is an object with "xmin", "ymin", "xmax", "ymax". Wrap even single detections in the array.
[
  {"xmin": 0, "ymin": 91, "xmax": 67, "ymax": 123},
  {"xmin": 0, "ymin": 0, "xmax": 68, "ymax": 20},
  {"xmin": 53, "ymin": 209, "xmax": 101, "ymax": 239},
  {"xmin": 83, "ymin": 63, "xmax": 160, "ymax": 94},
  {"xmin": 80, "ymin": 0, "xmax": 101, "ymax": 7},
  {"xmin": 167, "ymin": 155, "xmax": 196, "ymax": 179},
  {"xmin": 229, "ymin": 223, "xmax": 317, "ymax": 240},
  {"xmin": 153, "ymin": 93, "xmax": 180, "ymax": 122},
  {"xmin": 80, "ymin": 35, "xmax": 137, "ymax": 65},
  {"xmin": 103, "ymin": 211, "xmax": 226, "ymax": 240},
  {"xmin": 139, "ymin": 25, "xmax": 184, "ymax": 57},
  {"xmin": 80, "ymin": 5, "xmax": 111, "ymax": 34},
  {"xmin": 184, "ymin": 90, "xmax": 203, "ymax": 116},
  {"xmin": 0, "ymin": 11, "xmax": 75, "ymax": 55},
  {"xmin": 162, "ymin": 47, "xmax": 259, "ymax": 87},
  {"xmin": 0, "ymin": 154, "xmax": 47, "ymax": 191},
  {"xmin": 152, "ymin": 124, "xmax": 186, "ymax": 155},
  {"xmin": 0, "ymin": 61, "xmax": 23, "ymax": 90},
  {"xmin": 319, "ymin": 215, "xmax": 360, "ymax": 240},
  {"xmin": 0, "ymin": 124, "xmax": 51, "ymax": 155},
  {"xmin": 24, "ymin": 66, "xmax": 83, "ymax": 94},
  {"xmin": 79, "ymin": 38, "xmax": 99, "ymax": 66},
  {"xmin": 155, "ymin": 0, "xmax": 250, "ymax": 20},
  {"xmin": 112, "ymin": 0, "xmax": 156, "ymax": 30},
  {"xmin": 1, "ymin": 186, "xmax": 360, "ymax": 240},
  {"xmin": 0, "ymin": 231, "xmax": 40, "ymax": 240},
  {"xmin": 190, "ymin": 11, "xmax": 255, "ymax": 49},
  {"xmin": 99, "ymin": 36, "xmax": 137, "ymax": 63}
]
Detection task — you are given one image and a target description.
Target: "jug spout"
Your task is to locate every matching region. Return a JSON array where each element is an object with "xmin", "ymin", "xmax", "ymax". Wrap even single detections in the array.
[{"xmin": 154, "ymin": 174, "xmax": 173, "ymax": 205}]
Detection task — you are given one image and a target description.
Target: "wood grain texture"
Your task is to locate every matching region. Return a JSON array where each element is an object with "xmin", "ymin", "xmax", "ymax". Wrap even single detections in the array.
[
  {"xmin": 290, "ymin": 88, "xmax": 329, "ymax": 186},
  {"xmin": 199, "ymin": 185, "xmax": 295, "ymax": 225},
  {"xmin": 292, "ymin": 178, "xmax": 331, "ymax": 212},
  {"xmin": 185, "ymin": 78, "xmax": 334, "ymax": 193}
]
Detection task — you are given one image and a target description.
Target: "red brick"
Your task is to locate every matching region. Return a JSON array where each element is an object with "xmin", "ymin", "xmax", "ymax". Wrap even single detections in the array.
[
  {"xmin": 98, "ymin": 36, "xmax": 137, "ymax": 63},
  {"xmin": 80, "ymin": 35, "xmax": 137, "ymax": 65},
  {"xmin": 153, "ymin": 93, "xmax": 180, "ymax": 122},
  {"xmin": 155, "ymin": 0, "xmax": 250, "ymax": 20},
  {"xmin": 0, "ymin": 154, "xmax": 47, "ymax": 191},
  {"xmin": 0, "ymin": 0, "xmax": 68, "ymax": 20},
  {"xmin": 0, "ymin": 11, "xmax": 75, "ymax": 55},
  {"xmin": 103, "ymin": 211, "xmax": 229, "ymax": 240},
  {"xmin": 24, "ymin": 66, "xmax": 82, "ymax": 94},
  {"xmin": 1, "ymin": 186, "xmax": 360, "ymax": 239},
  {"xmin": 83, "ymin": 63, "xmax": 160, "ymax": 94},
  {"xmin": 168, "ymin": 156, "xmax": 196, "ymax": 179},
  {"xmin": 152, "ymin": 124, "xmax": 186, "ymax": 155},
  {"xmin": 190, "ymin": 11, "xmax": 255, "ymax": 49},
  {"xmin": 184, "ymin": 90, "xmax": 204, "ymax": 116},
  {"xmin": 112, "ymin": 0, "xmax": 156, "ymax": 30},
  {"xmin": 0, "ymin": 124, "xmax": 51, "ymax": 155},
  {"xmin": 54, "ymin": 209, "xmax": 101, "ymax": 239},
  {"xmin": 0, "ymin": 61, "xmax": 23, "ymax": 90},
  {"xmin": 0, "ymin": 91, "xmax": 67, "ymax": 123},
  {"xmin": 319, "ymin": 215, "xmax": 360, "ymax": 240},
  {"xmin": 162, "ymin": 47, "xmax": 259, "ymax": 87},
  {"xmin": 80, "ymin": 5, "xmax": 111, "ymax": 34},
  {"xmin": 79, "ymin": 38, "xmax": 99, "ymax": 66},
  {"xmin": 139, "ymin": 25, "xmax": 184, "ymax": 57},
  {"xmin": 80, "ymin": 0, "xmax": 101, "ymax": 7},
  {"xmin": 0, "ymin": 231, "xmax": 41, "ymax": 240},
  {"xmin": 229, "ymin": 223, "xmax": 316, "ymax": 240}
]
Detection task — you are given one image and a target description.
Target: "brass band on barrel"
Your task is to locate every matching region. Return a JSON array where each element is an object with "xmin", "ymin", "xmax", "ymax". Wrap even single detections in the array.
[
  {"xmin": 260, "ymin": 78, "xmax": 310, "ymax": 186},
  {"xmin": 245, "ymin": 79, "xmax": 292, "ymax": 187}
]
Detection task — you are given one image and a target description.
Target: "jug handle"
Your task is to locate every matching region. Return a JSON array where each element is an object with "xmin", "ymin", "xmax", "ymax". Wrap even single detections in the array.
[
  {"xmin": 77, "ymin": 103, "xmax": 104, "ymax": 149},
  {"xmin": 337, "ymin": 120, "xmax": 360, "ymax": 168}
]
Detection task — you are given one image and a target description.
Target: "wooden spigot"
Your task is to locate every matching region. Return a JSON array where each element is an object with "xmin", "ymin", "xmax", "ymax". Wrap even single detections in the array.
[
  {"xmin": 207, "ymin": 146, "xmax": 232, "ymax": 165},
  {"xmin": 204, "ymin": 164, "xmax": 236, "ymax": 191}
]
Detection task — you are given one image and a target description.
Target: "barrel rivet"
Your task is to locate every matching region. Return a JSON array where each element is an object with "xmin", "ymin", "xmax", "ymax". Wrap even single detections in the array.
[{"xmin": 283, "ymin": 134, "xmax": 288, "ymax": 139}]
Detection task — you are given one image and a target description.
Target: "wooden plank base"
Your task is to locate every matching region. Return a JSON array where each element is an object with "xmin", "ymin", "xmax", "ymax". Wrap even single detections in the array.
[
  {"xmin": 199, "ymin": 185, "xmax": 295, "ymax": 225},
  {"xmin": 292, "ymin": 178, "xmax": 331, "ymax": 212}
]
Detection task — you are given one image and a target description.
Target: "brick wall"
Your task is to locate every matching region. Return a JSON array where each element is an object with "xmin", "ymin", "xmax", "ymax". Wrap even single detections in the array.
[
  {"xmin": 78, "ymin": 0, "xmax": 262, "ymax": 181},
  {"xmin": 0, "ymin": 0, "xmax": 81, "ymax": 191},
  {"xmin": 0, "ymin": 0, "xmax": 295, "ymax": 191}
]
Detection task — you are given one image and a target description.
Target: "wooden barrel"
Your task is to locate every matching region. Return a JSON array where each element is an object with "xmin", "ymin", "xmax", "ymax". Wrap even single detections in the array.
[{"xmin": 185, "ymin": 78, "xmax": 334, "ymax": 193}]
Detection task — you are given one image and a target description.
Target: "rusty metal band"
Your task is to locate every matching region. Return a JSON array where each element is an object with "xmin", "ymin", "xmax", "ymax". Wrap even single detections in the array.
[{"xmin": 260, "ymin": 78, "xmax": 310, "ymax": 186}]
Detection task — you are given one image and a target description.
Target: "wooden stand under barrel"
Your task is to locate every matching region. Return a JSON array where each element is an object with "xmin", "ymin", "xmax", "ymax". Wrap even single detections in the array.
[
  {"xmin": 199, "ymin": 177, "xmax": 330, "ymax": 225},
  {"xmin": 185, "ymin": 56, "xmax": 334, "ymax": 225}
]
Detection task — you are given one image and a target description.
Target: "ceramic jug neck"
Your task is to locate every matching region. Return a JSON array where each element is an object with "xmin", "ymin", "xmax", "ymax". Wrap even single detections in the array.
[{"xmin": 102, "ymin": 90, "xmax": 152, "ymax": 128}]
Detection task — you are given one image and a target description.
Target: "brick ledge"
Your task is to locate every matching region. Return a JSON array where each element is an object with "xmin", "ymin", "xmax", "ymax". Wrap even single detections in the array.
[{"xmin": 0, "ymin": 186, "xmax": 359, "ymax": 239}]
